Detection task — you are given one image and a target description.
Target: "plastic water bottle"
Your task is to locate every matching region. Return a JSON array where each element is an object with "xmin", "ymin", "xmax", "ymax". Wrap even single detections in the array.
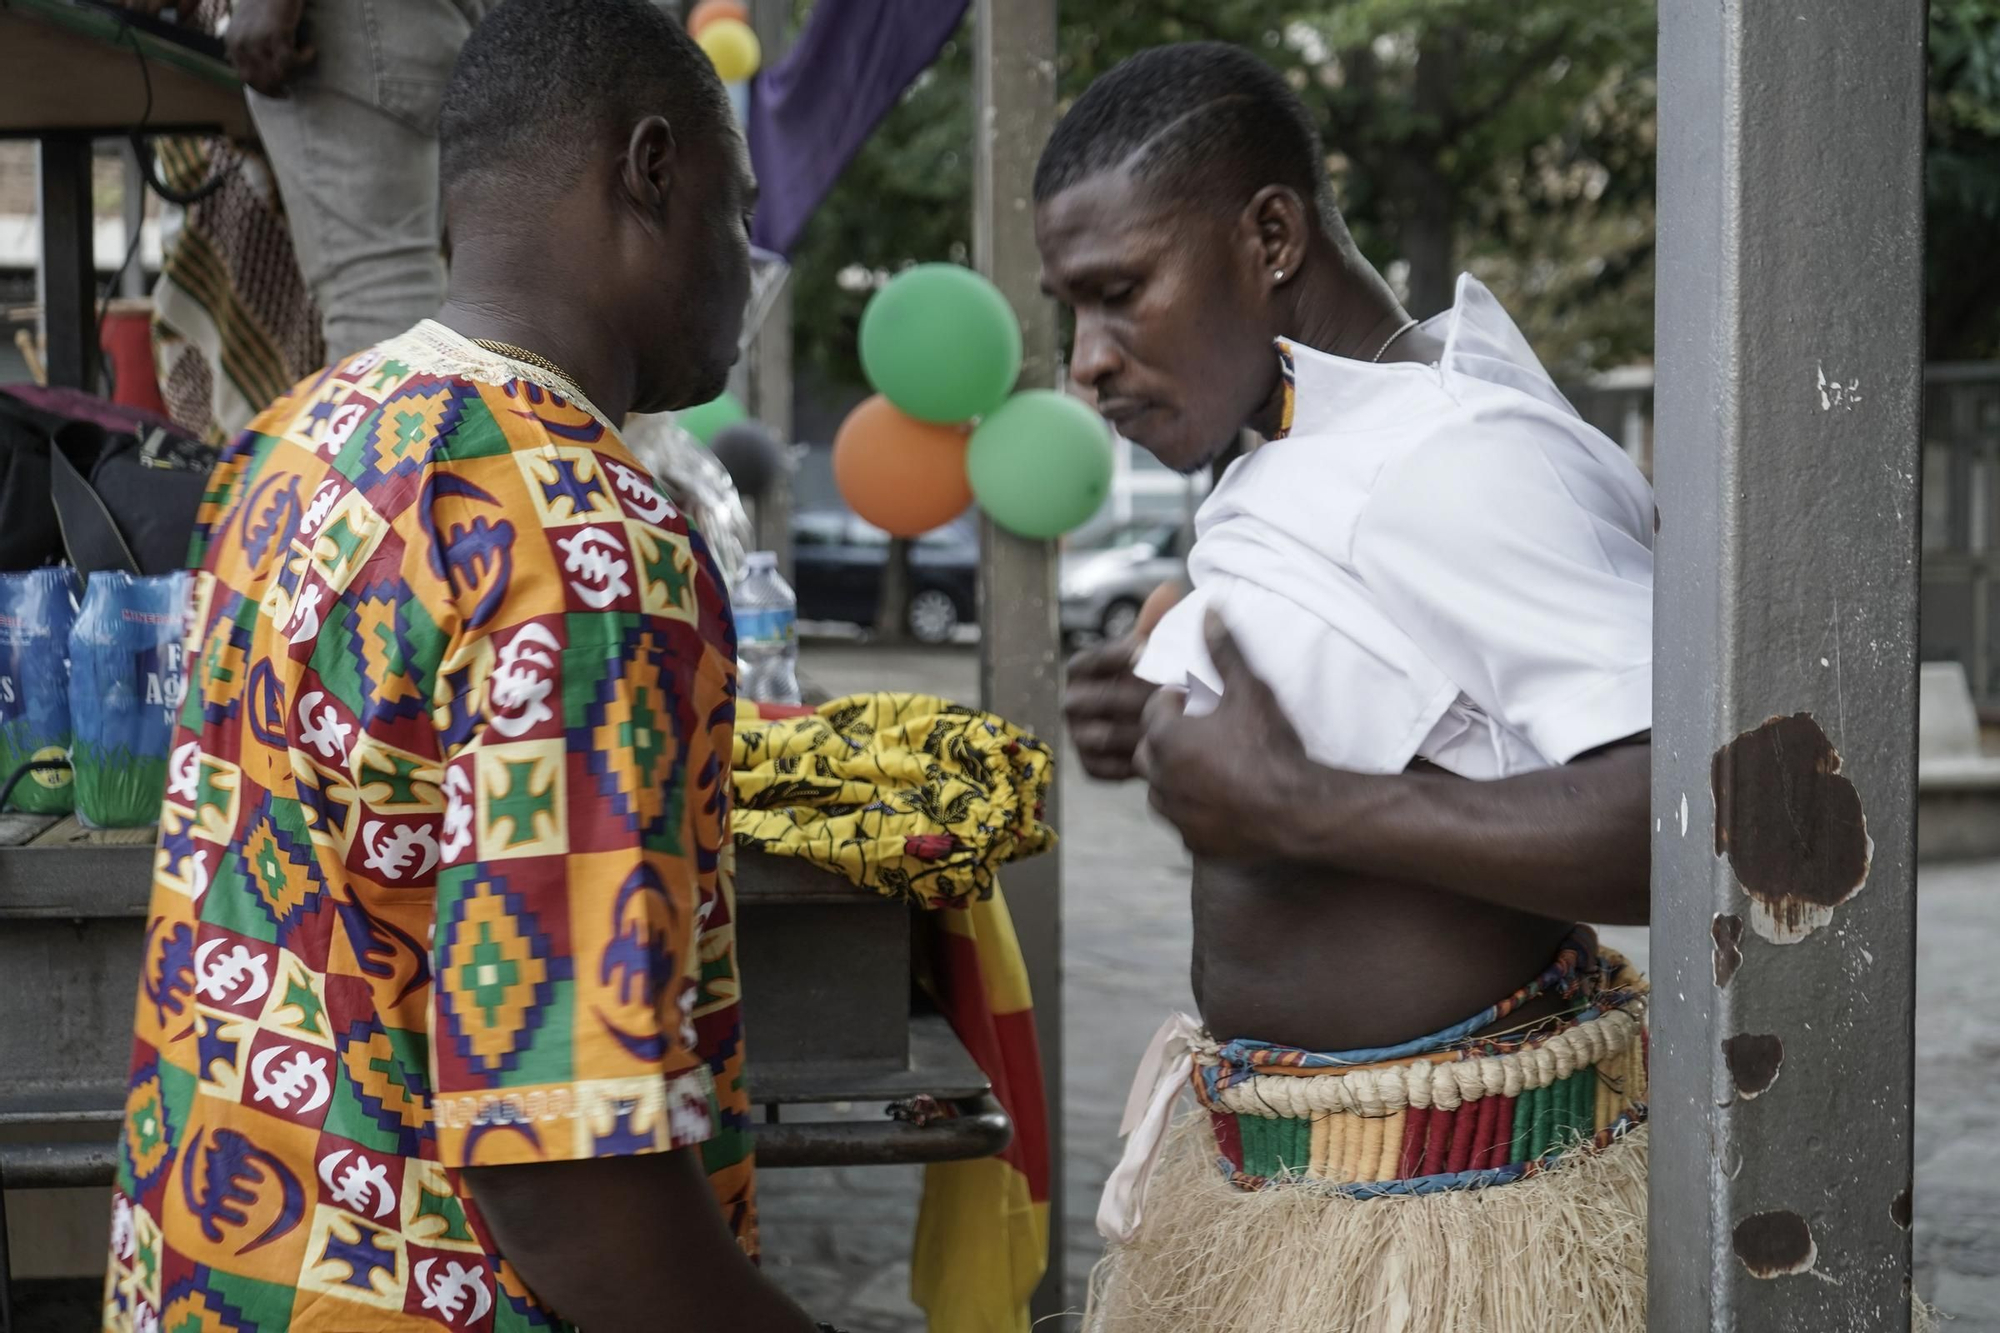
[{"xmin": 733, "ymin": 551, "xmax": 801, "ymax": 705}]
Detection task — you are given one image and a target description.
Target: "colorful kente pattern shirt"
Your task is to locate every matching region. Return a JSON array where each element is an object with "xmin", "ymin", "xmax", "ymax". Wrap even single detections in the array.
[{"xmin": 103, "ymin": 322, "xmax": 752, "ymax": 1333}]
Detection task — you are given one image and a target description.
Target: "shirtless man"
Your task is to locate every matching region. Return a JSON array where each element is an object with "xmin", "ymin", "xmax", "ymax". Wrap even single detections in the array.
[{"xmin": 1040, "ymin": 44, "xmax": 1653, "ymax": 1332}]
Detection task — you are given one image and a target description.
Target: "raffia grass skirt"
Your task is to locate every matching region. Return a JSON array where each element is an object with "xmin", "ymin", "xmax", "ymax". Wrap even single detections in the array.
[{"xmin": 1085, "ymin": 1112, "xmax": 1649, "ymax": 1333}]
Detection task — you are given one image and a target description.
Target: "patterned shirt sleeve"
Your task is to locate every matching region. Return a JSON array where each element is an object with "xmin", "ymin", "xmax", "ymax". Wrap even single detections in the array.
[{"xmin": 417, "ymin": 388, "xmax": 728, "ymax": 1171}]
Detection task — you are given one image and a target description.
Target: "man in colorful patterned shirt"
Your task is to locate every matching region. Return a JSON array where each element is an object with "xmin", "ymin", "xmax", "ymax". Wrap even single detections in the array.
[{"xmin": 103, "ymin": 3, "xmax": 824, "ymax": 1330}]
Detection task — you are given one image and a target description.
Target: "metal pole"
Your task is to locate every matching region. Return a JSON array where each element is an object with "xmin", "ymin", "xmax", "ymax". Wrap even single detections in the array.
[
  {"xmin": 973, "ymin": 0, "xmax": 1065, "ymax": 1316},
  {"xmin": 0, "ymin": 1158, "xmax": 13, "ymax": 1333},
  {"xmin": 747, "ymin": 0, "xmax": 795, "ymax": 579},
  {"xmin": 1651, "ymin": 0, "xmax": 1926, "ymax": 1328},
  {"xmin": 120, "ymin": 143, "xmax": 147, "ymax": 300},
  {"xmin": 36, "ymin": 136, "xmax": 96, "ymax": 390}
]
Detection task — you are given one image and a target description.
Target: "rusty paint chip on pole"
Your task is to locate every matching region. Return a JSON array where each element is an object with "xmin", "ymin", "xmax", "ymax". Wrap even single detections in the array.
[{"xmin": 1711, "ymin": 712, "xmax": 1872, "ymax": 945}]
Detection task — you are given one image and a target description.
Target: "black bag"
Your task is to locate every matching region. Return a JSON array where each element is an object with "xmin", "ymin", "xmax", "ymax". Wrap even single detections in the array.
[{"xmin": 0, "ymin": 387, "xmax": 216, "ymax": 576}]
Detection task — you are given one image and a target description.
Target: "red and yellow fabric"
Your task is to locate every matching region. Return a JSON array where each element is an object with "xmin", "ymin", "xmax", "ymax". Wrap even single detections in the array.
[
  {"xmin": 732, "ymin": 695, "xmax": 1055, "ymax": 1333},
  {"xmin": 105, "ymin": 323, "xmax": 752, "ymax": 1333}
]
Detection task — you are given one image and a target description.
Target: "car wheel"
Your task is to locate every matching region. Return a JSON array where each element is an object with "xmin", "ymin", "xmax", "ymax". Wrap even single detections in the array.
[
  {"xmin": 1099, "ymin": 598, "xmax": 1141, "ymax": 643},
  {"xmin": 907, "ymin": 589, "xmax": 960, "ymax": 645}
]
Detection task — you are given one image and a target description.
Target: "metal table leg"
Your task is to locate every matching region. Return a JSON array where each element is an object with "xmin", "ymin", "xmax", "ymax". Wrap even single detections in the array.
[
  {"xmin": 0, "ymin": 1161, "xmax": 13, "ymax": 1333},
  {"xmin": 37, "ymin": 134, "xmax": 97, "ymax": 391}
]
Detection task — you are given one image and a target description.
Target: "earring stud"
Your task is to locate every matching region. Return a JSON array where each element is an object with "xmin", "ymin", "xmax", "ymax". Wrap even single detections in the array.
[{"xmin": 1274, "ymin": 269, "xmax": 1286, "ymax": 282}]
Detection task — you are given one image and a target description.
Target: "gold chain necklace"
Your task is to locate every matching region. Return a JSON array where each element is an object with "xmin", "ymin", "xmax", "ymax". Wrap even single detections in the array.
[{"xmin": 471, "ymin": 338, "xmax": 583, "ymax": 395}]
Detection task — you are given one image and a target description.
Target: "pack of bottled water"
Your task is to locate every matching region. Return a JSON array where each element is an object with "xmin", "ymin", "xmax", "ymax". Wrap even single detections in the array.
[
  {"xmin": 0, "ymin": 567, "xmax": 80, "ymax": 814},
  {"xmin": 69, "ymin": 570, "xmax": 190, "ymax": 828}
]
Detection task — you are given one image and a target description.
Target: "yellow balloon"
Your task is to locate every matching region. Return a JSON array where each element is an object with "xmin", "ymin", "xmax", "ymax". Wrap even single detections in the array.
[{"xmin": 697, "ymin": 18, "xmax": 762, "ymax": 84}]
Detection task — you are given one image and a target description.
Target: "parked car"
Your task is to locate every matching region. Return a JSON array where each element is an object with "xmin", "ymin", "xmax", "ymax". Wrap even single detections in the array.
[
  {"xmin": 791, "ymin": 510, "xmax": 979, "ymax": 645},
  {"xmin": 1059, "ymin": 518, "xmax": 1188, "ymax": 643}
]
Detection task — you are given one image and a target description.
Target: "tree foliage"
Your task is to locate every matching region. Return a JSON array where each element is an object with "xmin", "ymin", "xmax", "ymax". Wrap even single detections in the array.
[
  {"xmin": 787, "ymin": 0, "xmax": 1998, "ymax": 400},
  {"xmin": 1929, "ymin": 0, "xmax": 2000, "ymax": 359}
]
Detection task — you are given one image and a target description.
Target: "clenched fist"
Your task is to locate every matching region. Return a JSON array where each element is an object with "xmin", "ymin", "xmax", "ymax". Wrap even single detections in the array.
[{"xmin": 1134, "ymin": 611, "xmax": 1313, "ymax": 860}]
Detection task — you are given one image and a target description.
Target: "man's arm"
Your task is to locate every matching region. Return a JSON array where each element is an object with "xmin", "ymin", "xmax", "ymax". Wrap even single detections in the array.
[
  {"xmin": 1136, "ymin": 616, "xmax": 1650, "ymax": 925},
  {"xmin": 465, "ymin": 1150, "xmax": 816, "ymax": 1333},
  {"xmin": 1283, "ymin": 733, "xmax": 1650, "ymax": 924}
]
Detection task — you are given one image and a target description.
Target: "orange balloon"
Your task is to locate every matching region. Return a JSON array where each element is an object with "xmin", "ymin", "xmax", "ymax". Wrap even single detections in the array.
[
  {"xmin": 832, "ymin": 395, "xmax": 972, "ymax": 538},
  {"xmin": 688, "ymin": 0, "xmax": 749, "ymax": 36}
]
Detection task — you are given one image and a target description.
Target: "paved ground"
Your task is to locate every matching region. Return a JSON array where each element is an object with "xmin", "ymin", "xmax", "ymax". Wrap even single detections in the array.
[{"xmin": 754, "ymin": 641, "xmax": 2000, "ymax": 1331}]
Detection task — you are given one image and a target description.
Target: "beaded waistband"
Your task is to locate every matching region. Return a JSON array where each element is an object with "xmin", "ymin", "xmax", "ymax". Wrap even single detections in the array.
[{"xmin": 1194, "ymin": 931, "xmax": 1649, "ymax": 1197}]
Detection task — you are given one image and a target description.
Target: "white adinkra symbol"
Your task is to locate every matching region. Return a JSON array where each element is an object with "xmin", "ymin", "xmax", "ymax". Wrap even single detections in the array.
[
  {"xmin": 318, "ymin": 1148, "xmax": 395, "ymax": 1219},
  {"xmin": 300, "ymin": 480, "xmax": 342, "ymax": 538},
  {"xmin": 440, "ymin": 767, "xmax": 474, "ymax": 862},
  {"xmin": 297, "ymin": 690, "xmax": 353, "ymax": 762},
  {"xmin": 168, "ymin": 741, "xmax": 201, "ymax": 802},
  {"xmin": 604, "ymin": 458, "xmax": 676, "ymax": 524},
  {"xmin": 194, "ymin": 939, "xmax": 270, "ymax": 1007},
  {"xmin": 557, "ymin": 527, "xmax": 631, "ymax": 609},
  {"xmin": 285, "ymin": 584, "xmax": 326, "ymax": 644},
  {"xmin": 361, "ymin": 820, "xmax": 440, "ymax": 882},
  {"xmin": 416, "ymin": 1259, "xmax": 493, "ymax": 1325},
  {"xmin": 489, "ymin": 623, "xmax": 559, "ymax": 737},
  {"xmin": 250, "ymin": 1047, "xmax": 331, "ymax": 1114}
]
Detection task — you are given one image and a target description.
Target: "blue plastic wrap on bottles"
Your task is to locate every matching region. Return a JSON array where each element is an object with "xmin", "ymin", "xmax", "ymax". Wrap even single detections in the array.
[
  {"xmin": 0, "ymin": 567, "xmax": 81, "ymax": 814},
  {"xmin": 69, "ymin": 570, "xmax": 191, "ymax": 828}
]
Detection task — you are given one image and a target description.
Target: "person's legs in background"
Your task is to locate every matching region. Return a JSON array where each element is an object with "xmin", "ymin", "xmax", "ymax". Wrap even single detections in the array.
[{"xmin": 248, "ymin": 0, "xmax": 493, "ymax": 361}]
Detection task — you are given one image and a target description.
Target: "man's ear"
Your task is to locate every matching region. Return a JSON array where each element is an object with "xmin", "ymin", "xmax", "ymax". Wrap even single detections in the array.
[
  {"xmin": 1244, "ymin": 185, "xmax": 1309, "ymax": 290},
  {"xmin": 621, "ymin": 114, "xmax": 677, "ymax": 228}
]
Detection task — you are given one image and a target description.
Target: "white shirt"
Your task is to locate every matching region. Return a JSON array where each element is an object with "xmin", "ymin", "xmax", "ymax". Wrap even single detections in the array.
[{"xmin": 1135, "ymin": 274, "xmax": 1654, "ymax": 780}]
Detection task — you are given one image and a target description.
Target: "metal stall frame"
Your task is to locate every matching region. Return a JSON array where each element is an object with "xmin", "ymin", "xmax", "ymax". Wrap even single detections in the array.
[
  {"xmin": 972, "ymin": 0, "xmax": 1068, "ymax": 1316},
  {"xmin": 1651, "ymin": 0, "xmax": 1926, "ymax": 1328}
]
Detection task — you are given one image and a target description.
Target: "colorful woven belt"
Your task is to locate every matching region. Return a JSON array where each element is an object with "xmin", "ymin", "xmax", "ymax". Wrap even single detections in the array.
[{"xmin": 1193, "ymin": 930, "xmax": 1649, "ymax": 1198}]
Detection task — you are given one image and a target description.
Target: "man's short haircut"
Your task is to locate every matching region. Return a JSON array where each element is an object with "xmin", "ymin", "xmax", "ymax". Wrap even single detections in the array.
[
  {"xmin": 1034, "ymin": 42, "xmax": 1340, "ymax": 230},
  {"xmin": 439, "ymin": 0, "xmax": 731, "ymax": 198}
]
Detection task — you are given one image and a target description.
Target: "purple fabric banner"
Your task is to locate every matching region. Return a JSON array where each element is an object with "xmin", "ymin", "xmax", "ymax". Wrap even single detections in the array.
[{"xmin": 746, "ymin": 0, "xmax": 972, "ymax": 256}]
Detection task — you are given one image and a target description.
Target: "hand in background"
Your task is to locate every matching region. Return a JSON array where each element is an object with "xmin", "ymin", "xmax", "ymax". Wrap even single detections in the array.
[
  {"xmin": 1063, "ymin": 579, "xmax": 1183, "ymax": 781},
  {"xmin": 226, "ymin": 0, "xmax": 313, "ymax": 97}
]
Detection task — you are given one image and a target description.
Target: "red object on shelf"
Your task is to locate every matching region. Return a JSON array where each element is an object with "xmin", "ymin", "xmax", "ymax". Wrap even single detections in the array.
[{"xmin": 97, "ymin": 302, "xmax": 167, "ymax": 417}]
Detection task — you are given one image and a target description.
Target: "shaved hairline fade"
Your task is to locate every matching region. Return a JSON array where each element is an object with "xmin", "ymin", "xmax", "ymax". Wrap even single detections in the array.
[{"xmin": 1033, "ymin": 42, "xmax": 1343, "ymax": 233}]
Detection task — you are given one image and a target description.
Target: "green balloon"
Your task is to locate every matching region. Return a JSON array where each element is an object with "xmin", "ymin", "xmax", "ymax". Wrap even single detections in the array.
[
  {"xmin": 967, "ymin": 391, "xmax": 1114, "ymax": 540},
  {"xmin": 676, "ymin": 392, "xmax": 748, "ymax": 445},
  {"xmin": 860, "ymin": 264, "xmax": 1023, "ymax": 424}
]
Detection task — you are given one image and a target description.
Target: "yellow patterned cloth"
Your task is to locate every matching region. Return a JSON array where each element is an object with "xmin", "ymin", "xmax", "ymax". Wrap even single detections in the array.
[
  {"xmin": 734, "ymin": 694, "xmax": 1056, "ymax": 1333},
  {"xmin": 733, "ymin": 693, "xmax": 1055, "ymax": 908}
]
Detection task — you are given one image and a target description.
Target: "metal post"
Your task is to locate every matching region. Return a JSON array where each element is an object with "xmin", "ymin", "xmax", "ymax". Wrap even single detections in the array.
[
  {"xmin": 36, "ymin": 136, "xmax": 96, "ymax": 391},
  {"xmin": 1651, "ymin": 1, "xmax": 1926, "ymax": 1328},
  {"xmin": 120, "ymin": 143, "xmax": 147, "ymax": 300},
  {"xmin": 747, "ymin": 0, "xmax": 795, "ymax": 578},
  {"xmin": 973, "ymin": 0, "xmax": 1065, "ymax": 1316},
  {"xmin": 0, "ymin": 1161, "xmax": 12, "ymax": 1333}
]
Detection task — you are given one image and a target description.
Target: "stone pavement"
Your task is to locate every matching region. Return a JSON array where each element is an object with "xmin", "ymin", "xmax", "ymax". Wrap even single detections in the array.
[
  {"xmin": 761, "ymin": 641, "xmax": 2000, "ymax": 1331},
  {"xmin": 1910, "ymin": 860, "xmax": 2000, "ymax": 1326}
]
